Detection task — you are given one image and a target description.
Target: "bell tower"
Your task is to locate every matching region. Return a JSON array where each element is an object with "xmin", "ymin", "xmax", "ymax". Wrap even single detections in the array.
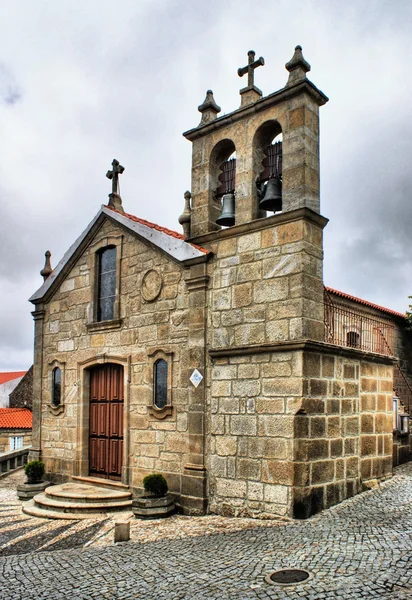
[{"xmin": 182, "ymin": 46, "xmax": 328, "ymax": 239}]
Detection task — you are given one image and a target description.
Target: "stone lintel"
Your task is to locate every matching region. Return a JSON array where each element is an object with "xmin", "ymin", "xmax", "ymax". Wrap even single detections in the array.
[
  {"xmin": 183, "ymin": 79, "xmax": 329, "ymax": 142},
  {"xmin": 209, "ymin": 340, "xmax": 398, "ymax": 365},
  {"xmin": 188, "ymin": 207, "xmax": 328, "ymax": 246}
]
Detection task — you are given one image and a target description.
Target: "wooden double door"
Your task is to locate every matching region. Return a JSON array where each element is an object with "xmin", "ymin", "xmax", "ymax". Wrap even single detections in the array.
[{"xmin": 89, "ymin": 364, "xmax": 124, "ymax": 480}]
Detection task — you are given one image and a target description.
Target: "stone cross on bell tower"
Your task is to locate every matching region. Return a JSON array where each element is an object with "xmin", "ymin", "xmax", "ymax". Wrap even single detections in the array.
[
  {"xmin": 106, "ymin": 158, "xmax": 125, "ymax": 213},
  {"xmin": 238, "ymin": 50, "xmax": 265, "ymax": 107}
]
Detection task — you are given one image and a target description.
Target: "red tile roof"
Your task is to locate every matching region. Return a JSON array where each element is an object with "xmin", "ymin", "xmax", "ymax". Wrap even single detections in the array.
[
  {"xmin": 106, "ymin": 206, "xmax": 211, "ymax": 254},
  {"xmin": 0, "ymin": 372, "xmax": 27, "ymax": 385},
  {"xmin": 325, "ymin": 287, "xmax": 406, "ymax": 319},
  {"xmin": 0, "ymin": 408, "xmax": 32, "ymax": 429}
]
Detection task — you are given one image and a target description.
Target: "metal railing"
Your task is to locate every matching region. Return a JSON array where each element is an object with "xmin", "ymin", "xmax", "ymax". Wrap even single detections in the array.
[
  {"xmin": 394, "ymin": 364, "xmax": 412, "ymax": 416},
  {"xmin": 324, "ymin": 291, "xmax": 395, "ymax": 357},
  {"xmin": 0, "ymin": 447, "xmax": 30, "ymax": 478}
]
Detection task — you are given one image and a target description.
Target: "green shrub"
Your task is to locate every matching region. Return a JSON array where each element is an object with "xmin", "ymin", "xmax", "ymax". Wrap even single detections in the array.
[
  {"xmin": 24, "ymin": 460, "xmax": 45, "ymax": 484},
  {"xmin": 143, "ymin": 473, "xmax": 168, "ymax": 497}
]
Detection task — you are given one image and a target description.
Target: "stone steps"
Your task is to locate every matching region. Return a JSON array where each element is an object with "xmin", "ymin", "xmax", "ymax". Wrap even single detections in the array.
[
  {"xmin": 71, "ymin": 476, "xmax": 129, "ymax": 490},
  {"xmin": 22, "ymin": 482, "xmax": 133, "ymax": 520}
]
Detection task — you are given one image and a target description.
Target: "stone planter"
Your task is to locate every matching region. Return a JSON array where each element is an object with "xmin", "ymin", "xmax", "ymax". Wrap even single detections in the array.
[
  {"xmin": 132, "ymin": 494, "xmax": 175, "ymax": 519},
  {"xmin": 17, "ymin": 481, "xmax": 51, "ymax": 500}
]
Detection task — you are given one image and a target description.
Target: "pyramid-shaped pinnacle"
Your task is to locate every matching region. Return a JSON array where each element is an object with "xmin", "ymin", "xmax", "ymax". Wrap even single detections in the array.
[
  {"xmin": 198, "ymin": 90, "xmax": 221, "ymax": 124},
  {"xmin": 285, "ymin": 45, "xmax": 311, "ymax": 87}
]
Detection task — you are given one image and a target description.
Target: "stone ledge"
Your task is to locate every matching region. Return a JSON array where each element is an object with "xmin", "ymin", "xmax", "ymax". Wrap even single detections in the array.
[
  {"xmin": 188, "ymin": 207, "xmax": 328, "ymax": 245},
  {"xmin": 183, "ymin": 79, "xmax": 328, "ymax": 141},
  {"xmin": 209, "ymin": 340, "xmax": 397, "ymax": 364}
]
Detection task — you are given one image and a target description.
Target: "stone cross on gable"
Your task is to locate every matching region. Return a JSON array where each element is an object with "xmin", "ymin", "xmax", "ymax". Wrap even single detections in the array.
[
  {"xmin": 238, "ymin": 50, "xmax": 265, "ymax": 89},
  {"xmin": 106, "ymin": 159, "xmax": 125, "ymax": 195}
]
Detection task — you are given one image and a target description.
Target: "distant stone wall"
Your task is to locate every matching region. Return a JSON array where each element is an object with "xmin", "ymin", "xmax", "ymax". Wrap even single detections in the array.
[
  {"xmin": 0, "ymin": 430, "xmax": 32, "ymax": 453},
  {"xmin": 9, "ymin": 367, "xmax": 33, "ymax": 409}
]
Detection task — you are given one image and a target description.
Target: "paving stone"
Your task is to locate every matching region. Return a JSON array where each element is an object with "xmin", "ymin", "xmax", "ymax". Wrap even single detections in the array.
[{"xmin": 0, "ymin": 464, "xmax": 412, "ymax": 598}]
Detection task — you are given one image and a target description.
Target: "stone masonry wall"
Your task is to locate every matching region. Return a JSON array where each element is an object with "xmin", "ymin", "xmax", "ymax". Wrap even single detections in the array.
[
  {"xmin": 293, "ymin": 352, "xmax": 393, "ymax": 519},
  {"xmin": 39, "ymin": 217, "xmax": 194, "ymax": 496},
  {"xmin": 205, "ymin": 216, "xmax": 325, "ymax": 349},
  {"xmin": 207, "ymin": 351, "xmax": 301, "ymax": 518}
]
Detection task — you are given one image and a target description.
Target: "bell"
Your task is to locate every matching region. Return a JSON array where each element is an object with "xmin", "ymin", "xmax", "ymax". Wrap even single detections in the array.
[
  {"xmin": 216, "ymin": 192, "xmax": 235, "ymax": 226},
  {"xmin": 259, "ymin": 177, "xmax": 282, "ymax": 212}
]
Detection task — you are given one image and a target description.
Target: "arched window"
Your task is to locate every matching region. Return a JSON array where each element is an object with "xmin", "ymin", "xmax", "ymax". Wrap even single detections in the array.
[
  {"xmin": 97, "ymin": 246, "xmax": 117, "ymax": 321},
  {"xmin": 210, "ymin": 139, "xmax": 237, "ymax": 228},
  {"xmin": 52, "ymin": 367, "xmax": 61, "ymax": 407},
  {"xmin": 154, "ymin": 359, "xmax": 168, "ymax": 409},
  {"xmin": 253, "ymin": 121, "xmax": 283, "ymax": 217}
]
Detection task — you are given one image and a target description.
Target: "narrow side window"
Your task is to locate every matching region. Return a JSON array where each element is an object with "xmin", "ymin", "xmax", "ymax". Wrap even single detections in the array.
[
  {"xmin": 52, "ymin": 367, "xmax": 61, "ymax": 407},
  {"xmin": 154, "ymin": 359, "xmax": 168, "ymax": 409},
  {"xmin": 97, "ymin": 246, "xmax": 117, "ymax": 321}
]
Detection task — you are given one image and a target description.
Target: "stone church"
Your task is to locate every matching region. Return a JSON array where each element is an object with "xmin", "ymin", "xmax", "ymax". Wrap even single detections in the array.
[{"xmin": 29, "ymin": 46, "xmax": 411, "ymax": 519}]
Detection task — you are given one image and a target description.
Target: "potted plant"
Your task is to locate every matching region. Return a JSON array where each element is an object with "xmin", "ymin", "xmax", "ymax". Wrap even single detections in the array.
[
  {"xmin": 132, "ymin": 473, "xmax": 175, "ymax": 518},
  {"xmin": 17, "ymin": 460, "xmax": 50, "ymax": 500}
]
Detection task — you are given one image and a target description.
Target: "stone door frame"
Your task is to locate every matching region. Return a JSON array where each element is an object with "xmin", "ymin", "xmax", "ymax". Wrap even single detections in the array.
[{"xmin": 75, "ymin": 354, "xmax": 131, "ymax": 486}]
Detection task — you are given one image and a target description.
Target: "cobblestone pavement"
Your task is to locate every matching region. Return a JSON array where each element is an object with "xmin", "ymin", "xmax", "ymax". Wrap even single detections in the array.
[{"xmin": 1, "ymin": 463, "xmax": 412, "ymax": 599}]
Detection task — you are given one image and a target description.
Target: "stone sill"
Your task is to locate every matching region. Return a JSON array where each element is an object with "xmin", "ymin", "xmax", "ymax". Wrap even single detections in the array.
[
  {"xmin": 148, "ymin": 405, "xmax": 173, "ymax": 420},
  {"xmin": 87, "ymin": 318, "xmax": 123, "ymax": 332},
  {"xmin": 47, "ymin": 404, "xmax": 65, "ymax": 416}
]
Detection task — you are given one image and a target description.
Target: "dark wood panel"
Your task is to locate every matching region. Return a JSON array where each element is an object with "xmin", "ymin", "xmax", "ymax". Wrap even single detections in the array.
[{"xmin": 89, "ymin": 364, "xmax": 124, "ymax": 480}]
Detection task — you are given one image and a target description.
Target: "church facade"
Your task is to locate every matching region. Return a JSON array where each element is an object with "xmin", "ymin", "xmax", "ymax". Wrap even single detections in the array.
[{"xmin": 29, "ymin": 47, "xmax": 411, "ymax": 519}]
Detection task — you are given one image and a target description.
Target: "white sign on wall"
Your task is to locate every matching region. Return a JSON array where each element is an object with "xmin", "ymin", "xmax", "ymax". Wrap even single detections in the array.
[{"xmin": 190, "ymin": 369, "xmax": 203, "ymax": 388}]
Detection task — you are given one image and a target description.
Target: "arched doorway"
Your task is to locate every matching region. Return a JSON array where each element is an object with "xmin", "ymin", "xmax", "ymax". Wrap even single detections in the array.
[{"xmin": 89, "ymin": 363, "xmax": 124, "ymax": 480}]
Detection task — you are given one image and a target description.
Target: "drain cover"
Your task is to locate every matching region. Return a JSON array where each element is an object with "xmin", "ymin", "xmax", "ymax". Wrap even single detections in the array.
[{"xmin": 265, "ymin": 568, "xmax": 312, "ymax": 586}]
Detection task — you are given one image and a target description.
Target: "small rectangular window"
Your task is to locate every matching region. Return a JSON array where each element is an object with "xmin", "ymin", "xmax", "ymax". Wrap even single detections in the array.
[{"xmin": 10, "ymin": 436, "xmax": 23, "ymax": 451}]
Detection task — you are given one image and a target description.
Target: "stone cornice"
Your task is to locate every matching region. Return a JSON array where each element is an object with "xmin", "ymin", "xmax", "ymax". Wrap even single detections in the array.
[
  {"xmin": 209, "ymin": 340, "xmax": 397, "ymax": 365},
  {"xmin": 183, "ymin": 79, "xmax": 328, "ymax": 141},
  {"xmin": 188, "ymin": 207, "xmax": 328, "ymax": 245}
]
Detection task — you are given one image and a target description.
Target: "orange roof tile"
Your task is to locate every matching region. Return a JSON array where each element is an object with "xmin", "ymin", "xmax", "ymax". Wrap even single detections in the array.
[
  {"xmin": 0, "ymin": 408, "xmax": 32, "ymax": 429},
  {"xmin": 0, "ymin": 372, "xmax": 27, "ymax": 385},
  {"xmin": 325, "ymin": 287, "xmax": 406, "ymax": 319},
  {"xmin": 106, "ymin": 206, "xmax": 211, "ymax": 255}
]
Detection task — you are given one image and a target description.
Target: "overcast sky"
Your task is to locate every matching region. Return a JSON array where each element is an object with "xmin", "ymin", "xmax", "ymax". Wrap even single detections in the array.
[{"xmin": 1, "ymin": 0, "xmax": 411, "ymax": 371}]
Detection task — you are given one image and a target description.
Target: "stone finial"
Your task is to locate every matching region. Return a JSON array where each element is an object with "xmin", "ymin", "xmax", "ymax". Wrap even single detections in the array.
[
  {"xmin": 178, "ymin": 190, "xmax": 192, "ymax": 239},
  {"xmin": 285, "ymin": 45, "xmax": 311, "ymax": 87},
  {"xmin": 108, "ymin": 192, "xmax": 124, "ymax": 213},
  {"xmin": 40, "ymin": 251, "xmax": 52, "ymax": 281},
  {"xmin": 198, "ymin": 90, "xmax": 221, "ymax": 125}
]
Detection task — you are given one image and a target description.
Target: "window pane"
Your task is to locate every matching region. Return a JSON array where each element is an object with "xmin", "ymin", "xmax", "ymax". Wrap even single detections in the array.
[
  {"xmin": 52, "ymin": 367, "xmax": 61, "ymax": 406},
  {"xmin": 16, "ymin": 437, "xmax": 23, "ymax": 449},
  {"xmin": 100, "ymin": 270, "xmax": 116, "ymax": 299},
  {"xmin": 100, "ymin": 247, "xmax": 116, "ymax": 273},
  {"xmin": 97, "ymin": 247, "xmax": 117, "ymax": 322},
  {"xmin": 99, "ymin": 297, "xmax": 114, "ymax": 321},
  {"xmin": 154, "ymin": 359, "xmax": 168, "ymax": 409}
]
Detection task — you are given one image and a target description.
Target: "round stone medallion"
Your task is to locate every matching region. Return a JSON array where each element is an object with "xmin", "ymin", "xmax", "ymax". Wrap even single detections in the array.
[{"xmin": 142, "ymin": 269, "xmax": 163, "ymax": 302}]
